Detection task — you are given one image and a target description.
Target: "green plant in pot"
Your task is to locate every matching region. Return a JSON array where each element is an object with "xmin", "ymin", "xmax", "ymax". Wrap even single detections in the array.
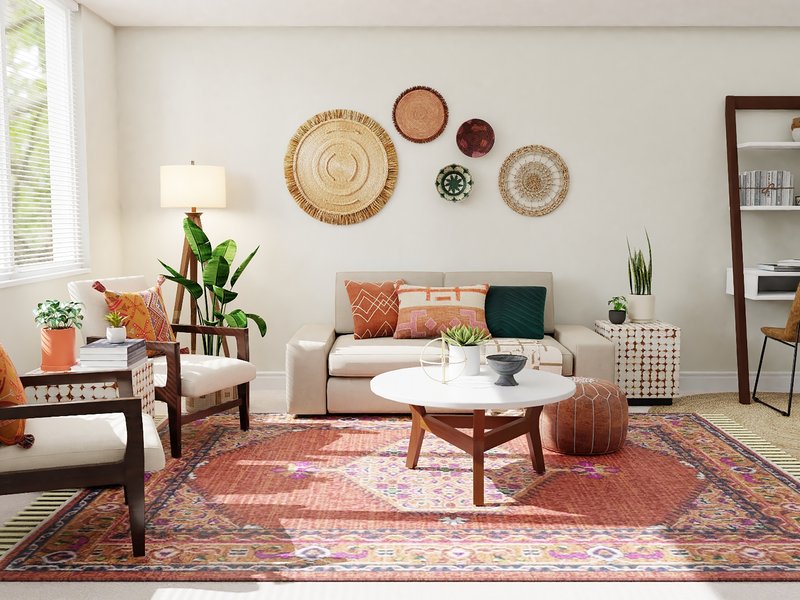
[
  {"xmin": 33, "ymin": 300, "xmax": 84, "ymax": 371},
  {"xmin": 608, "ymin": 296, "xmax": 627, "ymax": 325},
  {"xmin": 160, "ymin": 218, "xmax": 267, "ymax": 356},
  {"xmin": 104, "ymin": 311, "xmax": 128, "ymax": 344},
  {"xmin": 627, "ymin": 230, "xmax": 654, "ymax": 322},
  {"xmin": 442, "ymin": 324, "xmax": 492, "ymax": 376}
]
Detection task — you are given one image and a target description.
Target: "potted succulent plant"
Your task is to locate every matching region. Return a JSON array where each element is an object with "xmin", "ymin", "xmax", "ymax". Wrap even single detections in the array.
[
  {"xmin": 442, "ymin": 324, "xmax": 491, "ymax": 376},
  {"xmin": 627, "ymin": 231, "xmax": 654, "ymax": 322},
  {"xmin": 104, "ymin": 311, "xmax": 128, "ymax": 344},
  {"xmin": 608, "ymin": 296, "xmax": 627, "ymax": 324},
  {"xmin": 33, "ymin": 299, "xmax": 84, "ymax": 371}
]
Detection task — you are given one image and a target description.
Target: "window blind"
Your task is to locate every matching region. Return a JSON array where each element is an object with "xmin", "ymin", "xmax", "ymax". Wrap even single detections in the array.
[{"xmin": 0, "ymin": 0, "xmax": 84, "ymax": 284}]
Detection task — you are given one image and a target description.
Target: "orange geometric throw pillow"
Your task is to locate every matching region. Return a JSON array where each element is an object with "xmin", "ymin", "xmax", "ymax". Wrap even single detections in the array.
[
  {"xmin": 93, "ymin": 276, "xmax": 177, "ymax": 356},
  {"xmin": 0, "ymin": 344, "xmax": 34, "ymax": 448},
  {"xmin": 394, "ymin": 284, "xmax": 490, "ymax": 339},
  {"xmin": 345, "ymin": 279, "xmax": 404, "ymax": 339}
]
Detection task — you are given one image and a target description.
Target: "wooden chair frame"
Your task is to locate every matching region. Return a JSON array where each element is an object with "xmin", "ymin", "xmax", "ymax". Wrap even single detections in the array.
[{"xmin": 0, "ymin": 372, "xmax": 146, "ymax": 556}]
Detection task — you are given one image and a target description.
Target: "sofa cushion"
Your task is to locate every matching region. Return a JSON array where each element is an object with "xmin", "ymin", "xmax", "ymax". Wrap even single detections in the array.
[
  {"xmin": 345, "ymin": 279, "xmax": 403, "ymax": 339},
  {"xmin": 0, "ymin": 412, "xmax": 165, "ymax": 473},
  {"xmin": 444, "ymin": 272, "xmax": 555, "ymax": 334},
  {"xmin": 394, "ymin": 284, "xmax": 489, "ymax": 339},
  {"xmin": 151, "ymin": 354, "xmax": 256, "ymax": 398},
  {"xmin": 335, "ymin": 272, "xmax": 444, "ymax": 334},
  {"xmin": 329, "ymin": 335, "xmax": 444, "ymax": 377},
  {"xmin": 485, "ymin": 286, "xmax": 547, "ymax": 339},
  {"xmin": 0, "ymin": 344, "xmax": 33, "ymax": 448}
]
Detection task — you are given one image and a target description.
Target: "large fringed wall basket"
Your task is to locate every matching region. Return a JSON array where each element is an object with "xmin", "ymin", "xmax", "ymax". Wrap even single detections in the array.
[
  {"xmin": 284, "ymin": 109, "xmax": 398, "ymax": 225},
  {"xmin": 498, "ymin": 145, "xmax": 569, "ymax": 217}
]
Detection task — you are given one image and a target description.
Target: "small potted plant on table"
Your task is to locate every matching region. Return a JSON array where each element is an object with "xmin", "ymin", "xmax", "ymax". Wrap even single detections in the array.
[
  {"xmin": 442, "ymin": 324, "xmax": 491, "ymax": 376},
  {"xmin": 104, "ymin": 311, "xmax": 128, "ymax": 343},
  {"xmin": 608, "ymin": 296, "xmax": 627, "ymax": 324},
  {"xmin": 627, "ymin": 230, "xmax": 655, "ymax": 322},
  {"xmin": 33, "ymin": 299, "xmax": 84, "ymax": 371}
]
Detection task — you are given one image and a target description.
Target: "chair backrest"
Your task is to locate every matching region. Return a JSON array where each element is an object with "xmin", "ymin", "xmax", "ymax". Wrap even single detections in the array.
[
  {"xmin": 784, "ymin": 283, "xmax": 800, "ymax": 340},
  {"xmin": 67, "ymin": 276, "xmax": 148, "ymax": 341}
]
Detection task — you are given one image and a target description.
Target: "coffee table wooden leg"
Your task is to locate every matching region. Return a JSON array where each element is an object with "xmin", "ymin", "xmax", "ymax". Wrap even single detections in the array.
[
  {"xmin": 473, "ymin": 409, "xmax": 485, "ymax": 506},
  {"xmin": 525, "ymin": 406, "xmax": 546, "ymax": 474},
  {"xmin": 406, "ymin": 405, "xmax": 427, "ymax": 469}
]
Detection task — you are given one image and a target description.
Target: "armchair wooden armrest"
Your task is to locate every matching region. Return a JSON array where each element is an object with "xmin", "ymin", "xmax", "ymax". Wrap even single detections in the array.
[
  {"xmin": 0, "ymin": 396, "xmax": 141, "ymax": 420},
  {"xmin": 171, "ymin": 324, "xmax": 250, "ymax": 361}
]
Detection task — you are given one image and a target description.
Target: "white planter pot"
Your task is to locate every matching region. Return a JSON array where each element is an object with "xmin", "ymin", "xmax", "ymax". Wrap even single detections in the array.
[
  {"xmin": 626, "ymin": 295, "xmax": 655, "ymax": 322},
  {"xmin": 106, "ymin": 326, "xmax": 127, "ymax": 343},
  {"xmin": 448, "ymin": 344, "xmax": 481, "ymax": 376}
]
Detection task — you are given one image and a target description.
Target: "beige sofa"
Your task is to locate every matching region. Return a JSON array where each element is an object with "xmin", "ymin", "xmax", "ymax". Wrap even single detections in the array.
[{"xmin": 286, "ymin": 271, "xmax": 614, "ymax": 414}]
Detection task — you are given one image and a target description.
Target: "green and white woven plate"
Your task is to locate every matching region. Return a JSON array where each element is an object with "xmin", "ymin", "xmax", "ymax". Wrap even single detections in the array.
[{"xmin": 436, "ymin": 164, "xmax": 473, "ymax": 202}]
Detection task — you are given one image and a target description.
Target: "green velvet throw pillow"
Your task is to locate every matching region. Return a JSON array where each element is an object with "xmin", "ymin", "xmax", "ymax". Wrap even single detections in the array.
[{"xmin": 485, "ymin": 286, "xmax": 547, "ymax": 339}]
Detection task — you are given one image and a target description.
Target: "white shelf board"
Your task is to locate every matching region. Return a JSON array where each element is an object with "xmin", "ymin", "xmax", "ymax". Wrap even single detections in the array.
[
  {"xmin": 740, "ymin": 205, "xmax": 800, "ymax": 211},
  {"xmin": 737, "ymin": 141, "xmax": 800, "ymax": 150},
  {"xmin": 725, "ymin": 267, "xmax": 800, "ymax": 301}
]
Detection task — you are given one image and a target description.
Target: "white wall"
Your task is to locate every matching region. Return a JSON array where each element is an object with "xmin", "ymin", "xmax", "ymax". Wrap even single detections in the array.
[
  {"xmin": 114, "ymin": 27, "xmax": 800, "ymax": 374},
  {"xmin": 0, "ymin": 8, "xmax": 122, "ymax": 370}
]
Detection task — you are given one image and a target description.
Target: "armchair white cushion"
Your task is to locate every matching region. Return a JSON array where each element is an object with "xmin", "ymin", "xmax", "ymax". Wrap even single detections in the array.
[{"xmin": 150, "ymin": 354, "xmax": 256, "ymax": 397}]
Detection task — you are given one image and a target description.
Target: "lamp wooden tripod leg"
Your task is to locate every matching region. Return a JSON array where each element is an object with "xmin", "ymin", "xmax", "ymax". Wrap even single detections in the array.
[{"xmin": 172, "ymin": 210, "xmax": 202, "ymax": 353}]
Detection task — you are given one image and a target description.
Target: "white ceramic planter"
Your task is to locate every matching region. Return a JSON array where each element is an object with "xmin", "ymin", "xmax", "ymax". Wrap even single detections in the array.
[
  {"xmin": 106, "ymin": 326, "xmax": 127, "ymax": 343},
  {"xmin": 448, "ymin": 344, "xmax": 481, "ymax": 376},
  {"xmin": 626, "ymin": 295, "xmax": 655, "ymax": 322}
]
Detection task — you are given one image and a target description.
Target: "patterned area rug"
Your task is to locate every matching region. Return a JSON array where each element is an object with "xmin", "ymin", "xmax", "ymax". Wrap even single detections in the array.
[{"xmin": 2, "ymin": 413, "xmax": 800, "ymax": 582}]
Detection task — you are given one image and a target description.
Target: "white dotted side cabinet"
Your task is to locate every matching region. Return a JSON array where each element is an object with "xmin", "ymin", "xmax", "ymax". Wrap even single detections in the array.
[{"xmin": 594, "ymin": 320, "xmax": 680, "ymax": 404}]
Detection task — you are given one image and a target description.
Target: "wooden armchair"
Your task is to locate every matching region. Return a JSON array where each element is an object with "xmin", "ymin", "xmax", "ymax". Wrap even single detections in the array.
[
  {"xmin": 68, "ymin": 276, "xmax": 256, "ymax": 458},
  {"xmin": 0, "ymin": 371, "xmax": 165, "ymax": 557}
]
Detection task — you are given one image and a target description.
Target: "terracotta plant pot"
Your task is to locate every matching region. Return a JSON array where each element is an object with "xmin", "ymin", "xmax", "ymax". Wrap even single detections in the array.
[{"xmin": 40, "ymin": 327, "xmax": 77, "ymax": 372}]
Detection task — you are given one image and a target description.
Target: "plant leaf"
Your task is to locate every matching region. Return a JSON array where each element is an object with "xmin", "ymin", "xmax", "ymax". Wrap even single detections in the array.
[
  {"xmin": 230, "ymin": 246, "xmax": 259, "ymax": 287},
  {"xmin": 247, "ymin": 313, "xmax": 267, "ymax": 337},
  {"xmin": 212, "ymin": 285, "xmax": 238, "ymax": 304},
  {"xmin": 223, "ymin": 308, "xmax": 248, "ymax": 328},
  {"xmin": 212, "ymin": 239, "xmax": 237, "ymax": 263},
  {"xmin": 183, "ymin": 219, "xmax": 212, "ymax": 263},
  {"xmin": 202, "ymin": 256, "xmax": 231, "ymax": 289},
  {"xmin": 159, "ymin": 260, "xmax": 204, "ymax": 299}
]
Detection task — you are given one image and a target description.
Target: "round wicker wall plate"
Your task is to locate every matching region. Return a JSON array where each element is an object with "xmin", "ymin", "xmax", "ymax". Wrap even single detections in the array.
[
  {"xmin": 498, "ymin": 145, "xmax": 569, "ymax": 217},
  {"xmin": 284, "ymin": 109, "xmax": 398, "ymax": 225},
  {"xmin": 456, "ymin": 118, "xmax": 495, "ymax": 158},
  {"xmin": 436, "ymin": 164, "xmax": 472, "ymax": 202},
  {"xmin": 392, "ymin": 86, "xmax": 448, "ymax": 143}
]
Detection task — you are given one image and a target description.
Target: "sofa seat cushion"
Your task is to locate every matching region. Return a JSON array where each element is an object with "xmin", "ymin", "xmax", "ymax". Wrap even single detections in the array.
[
  {"xmin": 329, "ymin": 335, "xmax": 444, "ymax": 377},
  {"xmin": 0, "ymin": 413, "xmax": 165, "ymax": 474},
  {"xmin": 151, "ymin": 354, "xmax": 256, "ymax": 398}
]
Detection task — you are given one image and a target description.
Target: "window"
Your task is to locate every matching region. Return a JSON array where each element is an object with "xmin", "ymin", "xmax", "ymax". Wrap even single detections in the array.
[{"xmin": 0, "ymin": 0, "xmax": 83, "ymax": 285}]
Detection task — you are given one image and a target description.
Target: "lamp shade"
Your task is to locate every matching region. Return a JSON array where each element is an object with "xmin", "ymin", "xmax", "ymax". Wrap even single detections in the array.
[{"xmin": 160, "ymin": 164, "xmax": 226, "ymax": 209}]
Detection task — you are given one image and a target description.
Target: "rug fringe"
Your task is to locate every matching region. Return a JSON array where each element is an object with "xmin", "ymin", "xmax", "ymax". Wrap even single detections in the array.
[{"xmin": 0, "ymin": 490, "xmax": 78, "ymax": 558}]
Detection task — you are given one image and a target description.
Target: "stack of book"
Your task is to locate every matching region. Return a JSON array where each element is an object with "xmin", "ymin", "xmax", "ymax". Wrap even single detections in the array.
[
  {"xmin": 739, "ymin": 170, "xmax": 795, "ymax": 206},
  {"xmin": 757, "ymin": 259, "xmax": 800, "ymax": 272},
  {"xmin": 79, "ymin": 339, "xmax": 147, "ymax": 369}
]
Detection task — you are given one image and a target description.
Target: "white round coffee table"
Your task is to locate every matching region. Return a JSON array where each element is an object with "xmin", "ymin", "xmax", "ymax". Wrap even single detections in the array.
[{"xmin": 370, "ymin": 366, "xmax": 576, "ymax": 506}]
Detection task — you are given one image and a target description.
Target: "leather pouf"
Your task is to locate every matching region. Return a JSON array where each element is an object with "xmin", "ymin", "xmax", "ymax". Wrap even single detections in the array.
[{"xmin": 540, "ymin": 377, "xmax": 628, "ymax": 455}]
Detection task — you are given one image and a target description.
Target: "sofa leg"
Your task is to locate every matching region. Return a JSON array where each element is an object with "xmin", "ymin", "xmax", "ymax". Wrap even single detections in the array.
[{"xmin": 238, "ymin": 383, "xmax": 250, "ymax": 431}]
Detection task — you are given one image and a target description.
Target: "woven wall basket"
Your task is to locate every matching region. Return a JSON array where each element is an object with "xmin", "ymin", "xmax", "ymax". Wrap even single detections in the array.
[
  {"xmin": 498, "ymin": 145, "xmax": 570, "ymax": 217},
  {"xmin": 284, "ymin": 109, "xmax": 398, "ymax": 225},
  {"xmin": 392, "ymin": 86, "xmax": 449, "ymax": 143}
]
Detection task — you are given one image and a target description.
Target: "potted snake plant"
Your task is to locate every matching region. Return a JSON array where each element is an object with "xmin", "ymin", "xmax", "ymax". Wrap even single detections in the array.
[{"xmin": 626, "ymin": 231, "xmax": 655, "ymax": 322}]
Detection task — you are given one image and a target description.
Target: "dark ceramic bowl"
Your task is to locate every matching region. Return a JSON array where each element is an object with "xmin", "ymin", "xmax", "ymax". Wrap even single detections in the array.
[{"xmin": 486, "ymin": 354, "xmax": 527, "ymax": 386}]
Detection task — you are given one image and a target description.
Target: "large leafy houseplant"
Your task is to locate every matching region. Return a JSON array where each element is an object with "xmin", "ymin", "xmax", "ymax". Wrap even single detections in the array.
[{"xmin": 160, "ymin": 219, "xmax": 266, "ymax": 355}]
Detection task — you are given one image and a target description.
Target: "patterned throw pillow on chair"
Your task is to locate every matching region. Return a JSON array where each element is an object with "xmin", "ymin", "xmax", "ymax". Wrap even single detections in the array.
[
  {"xmin": 0, "ymin": 344, "xmax": 34, "ymax": 448},
  {"xmin": 394, "ymin": 284, "xmax": 490, "ymax": 339},
  {"xmin": 93, "ymin": 276, "xmax": 178, "ymax": 356},
  {"xmin": 345, "ymin": 279, "xmax": 404, "ymax": 339}
]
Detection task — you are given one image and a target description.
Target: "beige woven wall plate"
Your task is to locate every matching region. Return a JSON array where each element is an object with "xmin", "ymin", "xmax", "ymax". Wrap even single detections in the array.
[
  {"xmin": 392, "ymin": 86, "xmax": 448, "ymax": 143},
  {"xmin": 498, "ymin": 145, "xmax": 569, "ymax": 217},
  {"xmin": 284, "ymin": 109, "xmax": 398, "ymax": 225}
]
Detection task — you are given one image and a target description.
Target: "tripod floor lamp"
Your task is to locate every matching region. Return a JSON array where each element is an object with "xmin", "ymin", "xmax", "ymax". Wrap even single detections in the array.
[{"xmin": 160, "ymin": 161, "xmax": 226, "ymax": 350}]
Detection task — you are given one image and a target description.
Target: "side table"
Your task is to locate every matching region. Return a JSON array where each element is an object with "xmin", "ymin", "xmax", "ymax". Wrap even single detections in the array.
[
  {"xmin": 594, "ymin": 319, "xmax": 680, "ymax": 406},
  {"xmin": 25, "ymin": 361, "xmax": 156, "ymax": 417}
]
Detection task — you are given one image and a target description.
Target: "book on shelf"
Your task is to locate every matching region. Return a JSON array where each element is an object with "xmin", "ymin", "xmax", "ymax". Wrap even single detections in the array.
[
  {"xmin": 777, "ymin": 259, "xmax": 800, "ymax": 266},
  {"xmin": 79, "ymin": 338, "xmax": 146, "ymax": 357},
  {"xmin": 757, "ymin": 263, "xmax": 800, "ymax": 272},
  {"xmin": 76, "ymin": 356, "xmax": 147, "ymax": 370}
]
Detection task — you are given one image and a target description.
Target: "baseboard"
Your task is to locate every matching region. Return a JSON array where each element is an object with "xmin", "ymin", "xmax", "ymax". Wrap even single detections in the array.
[{"xmin": 250, "ymin": 371, "xmax": 800, "ymax": 400}]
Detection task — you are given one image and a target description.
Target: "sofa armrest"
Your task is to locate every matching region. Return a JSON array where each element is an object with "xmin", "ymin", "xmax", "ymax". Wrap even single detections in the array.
[
  {"xmin": 553, "ymin": 324, "xmax": 615, "ymax": 382},
  {"xmin": 286, "ymin": 324, "xmax": 336, "ymax": 415}
]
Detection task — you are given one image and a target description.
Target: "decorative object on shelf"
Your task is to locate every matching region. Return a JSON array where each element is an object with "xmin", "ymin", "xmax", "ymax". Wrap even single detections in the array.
[
  {"xmin": 792, "ymin": 117, "xmax": 800, "ymax": 142},
  {"xmin": 595, "ymin": 320, "xmax": 680, "ymax": 405},
  {"xmin": 456, "ymin": 118, "xmax": 495, "ymax": 158},
  {"xmin": 160, "ymin": 219, "xmax": 267, "ymax": 356},
  {"xmin": 103, "ymin": 311, "xmax": 128, "ymax": 343},
  {"xmin": 626, "ymin": 230, "xmax": 654, "ymax": 322},
  {"xmin": 498, "ymin": 145, "xmax": 569, "ymax": 217},
  {"xmin": 486, "ymin": 354, "xmax": 527, "ymax": 386},
  {"xmin": 160, "ymin": 161, "xmax": 226, "ymax": 344},
  {"xmin": 607, "ymin": 296, "xmax": 627, "ymax": 325},
  {"xmin": 285, "ymin": 109, "xmax": 397, "ymax": 225},
  {"xmin": 442, "ymin": 324, "xmax": 491, "ymax": 376},
  {"xmin": 419, "ymin": 336, "xmax": 466, "ymax": 383},
  {"xmin": 33, "ymin": 299, "xmax": 83, "ymax": 372},
  {"xmin": 392, "ymin": 85, "xmax": 448, "ymax": 143},
  {"xmin": 739, "ymin": 170, "xmax": 794, "ymax": 207},
  {"xmin": 436, "ymin": 164, "xmax": 473, "ymax": 202}
]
